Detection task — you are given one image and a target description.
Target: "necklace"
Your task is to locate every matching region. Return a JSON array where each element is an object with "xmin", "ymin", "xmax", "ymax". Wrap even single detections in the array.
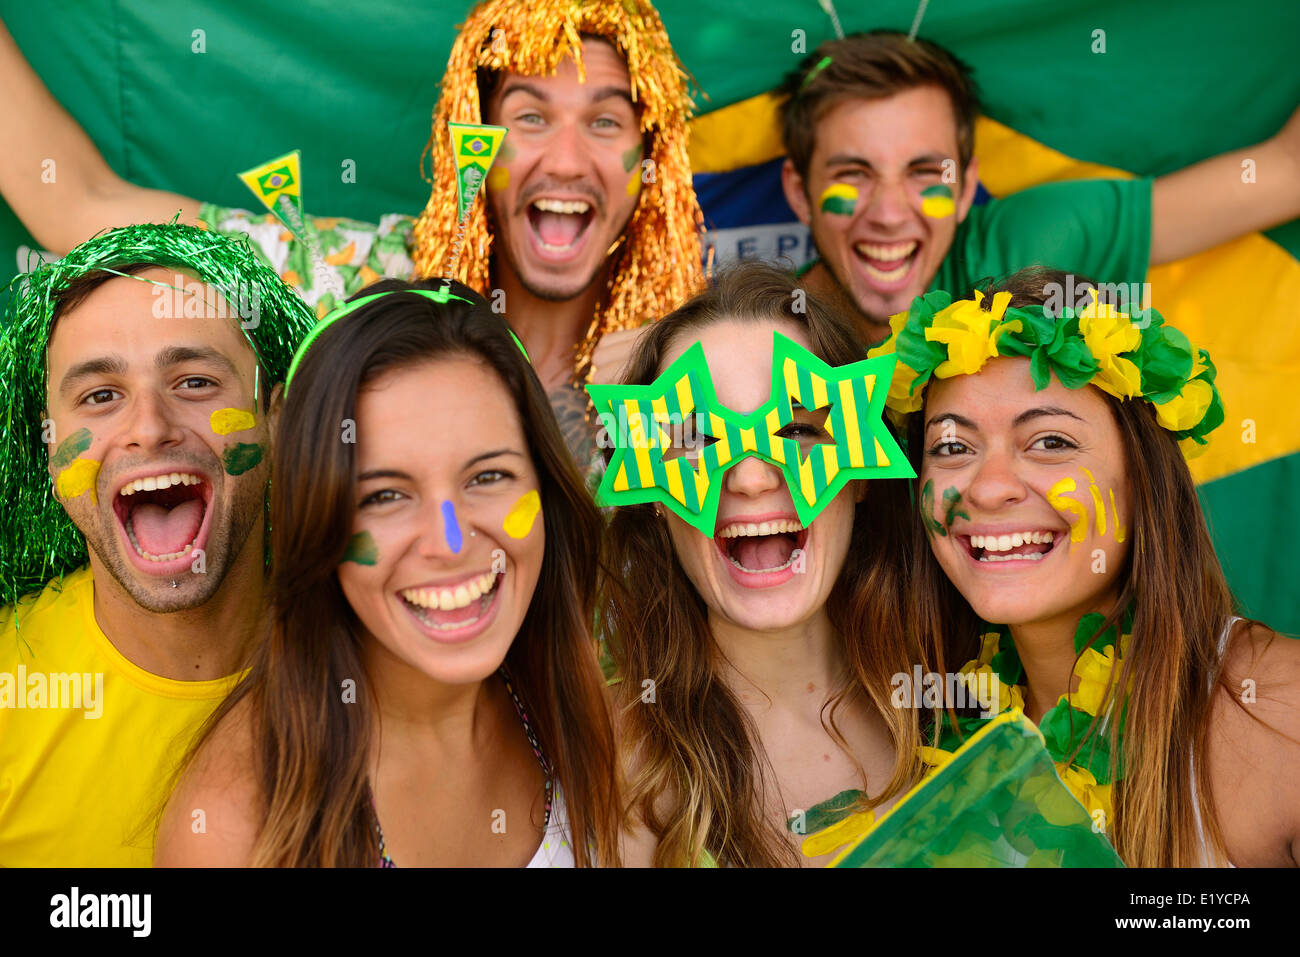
[{"xmin": 924, "ymin": 609, "xmax": 1133, "ymax": 833}]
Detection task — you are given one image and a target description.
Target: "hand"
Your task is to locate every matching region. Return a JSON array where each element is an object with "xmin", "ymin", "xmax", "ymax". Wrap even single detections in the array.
[{"xmin": 589, "ymin": 325, "xmax": 650, "ymax": 385}]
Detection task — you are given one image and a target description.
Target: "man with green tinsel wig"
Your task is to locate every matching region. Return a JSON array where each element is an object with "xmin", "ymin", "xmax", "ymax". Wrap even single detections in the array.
[{"xmin": 0, "ymin": 223, "xmax": 314, "ymax": 865}]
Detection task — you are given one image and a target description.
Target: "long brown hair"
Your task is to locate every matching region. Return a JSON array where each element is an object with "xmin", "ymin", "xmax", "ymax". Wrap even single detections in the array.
[
  {"xmin": 180, "ymin": 279, "xmax": 618, "ymax": 866},
  {"xmin": 602, "ymin": 262, "xmax": 920, "ymax": 867},
  {"xmin": 911, "ymin": 266, "xmax": 1245, "ymax": 866}
]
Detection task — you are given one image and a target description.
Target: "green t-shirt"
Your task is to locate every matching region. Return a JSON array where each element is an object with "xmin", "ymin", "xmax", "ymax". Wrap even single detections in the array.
[
  {"xmin": 935, "ymin": 177, "xmax": 1153, "ymax": 294},
  {"xmin": 798, "ymin": 177, "xmax": 1153, "ymax": 296}
]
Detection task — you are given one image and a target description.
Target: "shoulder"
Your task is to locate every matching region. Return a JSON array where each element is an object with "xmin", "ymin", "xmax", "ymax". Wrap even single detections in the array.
[
  {"xmin": 154, "ymin": 694, "xmax": 262, "ymax": 866},
  {"xmin": 1207, "ymin": 620, "xmax": 1300, "ymax": 865},
  {"xmin": 0, "ymin": 568, "xmax": 93, "ymax": 654}
]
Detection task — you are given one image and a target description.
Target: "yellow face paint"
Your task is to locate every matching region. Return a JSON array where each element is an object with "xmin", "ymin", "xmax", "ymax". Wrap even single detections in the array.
[
  {"xmin": 819, "ymin": 183, "xmax": 858, "ymax": 215},
  {"xmin": 56, "ymin": 458, "xmax": 101, "ymax": 504},
  {"xmin": 1108, "ymin": 489, "xmax": 1127, "ymax": 543},
  {"xmin": 210, "ymin": 407, "xmax": 257, "ymax": 435},
  {"xmin": 1047, "ymin": 477, "xmax": 1088, "ymax": 543},
  {"xmin": 625, "ymin": 167, "xmax": 642, "ymax": 197},
  {"xmin": 921, "ymin": 184, "xmax": 955, "ymax": 218},
  {"xmin": 1080, "ymin": 467, "xmax": 1107, "ymax": 537},
  {"xmin": 503, "ymin": 490, "xmax": 541, "ymax": 539},
  {"xmin": 487, "ymin": 166, "xmax": 510, "ymax": 191}
]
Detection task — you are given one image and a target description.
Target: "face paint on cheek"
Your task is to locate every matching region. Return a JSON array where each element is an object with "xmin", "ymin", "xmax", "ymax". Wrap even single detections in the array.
[
  {"xmin": 941, "ymin": 486, "xmax": 969, "ymax": 530},
  {"xmin": 1109, "ymin": 489, "xmax": 1127, "ymax": 543},
  {"xmin": 921, "ymin": 184, "xmax": 955, "ymax": 219},
  {"xmin": 49, "ymin": 428, "xmax": 99, "ymax": 504},
  {"xmin": 622, "ymin": 142, "xmax": 643, "ymax": 174},
  {"xmin": 819, "ymin": 184, "xmax": 858, "ymax": 216},
  {"xmin": 222, "ymin": 442, "xmax": 264, "ymax": 475},
  {"xmin": 625, "ymin": 167, "xmax": 642, "ymax": 198},
  {"xmin": 50, "ymin": 427, "xmax": 92, "ymax": 469},
  {"xmin": 441, "ymin": 501, "xmax": 462, "ymax": 553},
  {"xmin": 1047, "ymin": 477, "xmax": 1088, "ymax": 543},
  {"xmin": 210, "ymin": 407, "xmax": 257, "ymax": 435},
  {"xmin": 342, "ymin": 530, "xmax": 379, "ymax": 565},
  {"xmin": 919, "ymin": 479, "xmax": 947, "ymax": 538},
  {"xmin": 1079, "ymin": 467, "xmax": 1127, "ymax": 543},
  {"xmin": 55, "ymin": 458, "xmax": 101, "ymax": 504},
  {"xmin": 503, "ymin": 490, "xmax": 541, "ymax": 539}
]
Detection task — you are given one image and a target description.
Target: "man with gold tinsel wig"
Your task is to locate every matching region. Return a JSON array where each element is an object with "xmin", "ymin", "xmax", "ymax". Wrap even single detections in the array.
[{"xmin": 0, "ymin": 1, "xmax": 705, "ymax": 470}]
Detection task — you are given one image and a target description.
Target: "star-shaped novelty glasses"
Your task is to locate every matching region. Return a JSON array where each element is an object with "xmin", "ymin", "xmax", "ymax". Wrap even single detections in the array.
[{"xmin": 586, "ymin": 332, "xmax": 915, "ymax": 535}]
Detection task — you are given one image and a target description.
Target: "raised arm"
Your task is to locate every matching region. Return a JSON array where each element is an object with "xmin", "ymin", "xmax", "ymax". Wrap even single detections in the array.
[
  {"xmin": 0, "ymin": 18, "xmax": 201, "ymax": 255},
  {"xmin": 1150, "ymin": 104, "xmax": 1300, "ymax": 265}
]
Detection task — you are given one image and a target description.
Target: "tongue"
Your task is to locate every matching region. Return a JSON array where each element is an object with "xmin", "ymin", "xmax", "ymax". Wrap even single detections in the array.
[
  {"xmin": 131, "ymin": 499, "xmax": 203, "ymax": 556},
  {"xmin": 534, "ymin": 210, "xmax": 584, "ymax": 247},
  {"xmin": 733, "ymin": 535, "xmax": 793, "ymax": 571}
]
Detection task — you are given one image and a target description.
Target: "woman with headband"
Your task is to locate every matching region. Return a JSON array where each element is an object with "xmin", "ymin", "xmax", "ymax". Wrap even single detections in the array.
[
  {"xmin": 156, "ymin": 280, "xmax": 619, "ymax": 866},
  {"xmin": 592, "ymin": 261, "xmax": 923, "ymax": 867},
  {"xmin": 874, "ymin": 266, "xmax": 1300, "ymax": 867}
]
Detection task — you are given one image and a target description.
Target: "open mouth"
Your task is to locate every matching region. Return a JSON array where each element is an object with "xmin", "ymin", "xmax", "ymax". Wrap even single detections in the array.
[
  {"xmin": 852, "ymin": 240, "xmax": 919, "ymax": 287},
  {"xmin": 715, "ymin": 519, "xmax": 808, "ymax": 574},
  {"xmin": 960, "ymin": 530, "xmax": 1059, "ymax": 564},
  {"xmin": 399, "ymin": 570, "xmax": 503, "ymax": 635},
  {"xmin": 113, "ymin": 471, "xmax": 213, "ymax": 570},
  {"xmin": 526, "ymin": 198, "xmax": 595, "ymax": 254}
]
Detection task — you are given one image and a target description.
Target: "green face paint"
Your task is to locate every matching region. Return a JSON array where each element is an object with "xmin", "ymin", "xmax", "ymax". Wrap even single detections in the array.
[
  {"xmin": 622, "ymin": 142, "xmax": 643, "ymax": 174},
  {"xmin": 919, "ymin": 480, "xmax": 946, "ymax": 538},
  {"xmin": 342, "ymin": 530, "xmax": 378, "ymax": 565},
  {"xmin": 819, "ymin": 184, "xmax": 858, "ymax": 216},
  {"xmin": 50, "ymin": 428, "xmax": 92, "ymax": 470},
  {"xmin": 221, "ymin": 442, "xmax": 264, "ymax": 475},
  {"xmin": 921, "ymin": 184, "xmax": 955, "ymax": 219},
  {"xmin": 941, "ymin": 486, "xmax": 970, "ymax": 530}
]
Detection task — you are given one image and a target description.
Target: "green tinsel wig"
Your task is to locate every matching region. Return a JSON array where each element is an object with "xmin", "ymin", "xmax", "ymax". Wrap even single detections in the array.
[{"xmin": 0, "ymin": 222, "xmax": 316, "ymax": 610}]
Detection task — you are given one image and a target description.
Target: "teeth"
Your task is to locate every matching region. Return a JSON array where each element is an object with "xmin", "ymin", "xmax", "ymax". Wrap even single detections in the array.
[
  {"xmin": 119, "ymin": 472, "xmax": 202, "ymax": 496},
  {"xmin": 854, "ymin": 240, "xmax": 918, "ymax": 261},
  {"xmin": 533, "ymin": 198, "xmax": 591, "ymax": 215},
  {"xmin": 971, "ymin": 531, "xmax": 1056, "ymax": 553},
  {"xmin": 401, "ymin": 572, "xmax": 499, "ymax": 610},
  {"xmin": 718, "ymin": 519, "xmax": 805, "ymax": 539},
  {"xmin": 979, "ymin": 552, "xmax": 1046, "ymax": 563}
]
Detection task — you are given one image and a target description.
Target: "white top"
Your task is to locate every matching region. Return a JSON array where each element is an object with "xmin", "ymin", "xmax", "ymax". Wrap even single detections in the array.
[
  {"xmin": 1189, "ymin": 615, "xmax": 1241, "ymax": 868},
  {"xmin": 526, "ymin": 787, "xmax": 577, "ymax": 868}
]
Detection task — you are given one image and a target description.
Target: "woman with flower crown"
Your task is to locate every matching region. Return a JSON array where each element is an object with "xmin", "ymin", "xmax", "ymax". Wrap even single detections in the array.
[{"xmin": 869, "ymin": 265, "xmax": 1300, "ymax": 867}]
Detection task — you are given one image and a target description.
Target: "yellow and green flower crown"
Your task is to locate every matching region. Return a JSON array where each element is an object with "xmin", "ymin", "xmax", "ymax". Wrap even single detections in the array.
[{"xmin": 868, "ymin": 289, "xmax": 1224, "ymax": 456}]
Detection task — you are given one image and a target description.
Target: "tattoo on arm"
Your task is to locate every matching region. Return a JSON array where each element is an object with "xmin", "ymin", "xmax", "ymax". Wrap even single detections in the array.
[{"xmin": 548, "ymin": 383, "xmax": 598, "ymax": 475}]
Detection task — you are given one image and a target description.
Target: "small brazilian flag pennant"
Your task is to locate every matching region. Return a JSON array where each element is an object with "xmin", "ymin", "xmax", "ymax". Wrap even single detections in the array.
[
  {"xmin": 449, "ymin": 123, "xmax": 508, "ymax": 223},
  {"xmin": 238, "ymin": 150, "xmax": 309, "ymax": 242}
]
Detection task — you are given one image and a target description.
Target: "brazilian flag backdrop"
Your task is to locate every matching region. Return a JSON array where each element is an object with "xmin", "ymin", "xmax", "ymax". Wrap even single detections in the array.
[{"xmin": 1, "ymin": 1, "xmax": 1296, "ymax": 633}]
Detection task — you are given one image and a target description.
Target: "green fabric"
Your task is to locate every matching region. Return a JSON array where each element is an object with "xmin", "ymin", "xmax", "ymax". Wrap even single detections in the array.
[
  {"xmin": 935, "ymin": 178, "xmax": 1153, "ymax": 293},
  {"xmin": 835, "ymin": 713, "xmax": 1124, "ymax": 868}
]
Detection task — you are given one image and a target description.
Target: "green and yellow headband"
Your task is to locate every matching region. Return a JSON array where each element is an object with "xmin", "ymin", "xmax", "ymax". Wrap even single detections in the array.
[
  {"xmin": 586, "ymin": 331, "xmax": 914, "ymax": 535},
  {"xmin": 868, "ymin": 289, "xmax": 1225, "ymax": 456},
  {"xmin": 283, "ymin": 287, "xmax": 529, "ymax": 396}
]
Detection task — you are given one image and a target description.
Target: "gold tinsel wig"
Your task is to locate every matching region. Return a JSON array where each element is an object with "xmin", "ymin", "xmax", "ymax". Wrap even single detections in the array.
[{"xmin": 411, "ymin": 0, "xmax": 705, "ymax": 380}]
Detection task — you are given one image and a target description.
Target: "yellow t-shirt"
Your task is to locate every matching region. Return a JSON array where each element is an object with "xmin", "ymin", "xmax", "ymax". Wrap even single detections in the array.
[{"xmin": 0, "ymin": 567, "xmax": 239, "ymax": 866}]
